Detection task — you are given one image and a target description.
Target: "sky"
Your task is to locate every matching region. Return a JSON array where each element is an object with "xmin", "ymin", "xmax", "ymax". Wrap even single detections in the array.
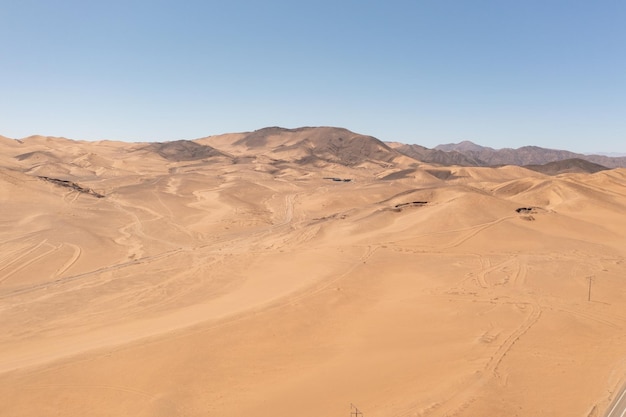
[{"xmin": 1, "ymin": 1, "xmax": 625, "ymax": 153}]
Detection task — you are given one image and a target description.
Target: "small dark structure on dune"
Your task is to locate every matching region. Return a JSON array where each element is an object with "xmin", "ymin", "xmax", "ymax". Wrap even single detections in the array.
[{"xmin": 324, "ymin": 177, "xmax": 352, "ymax": 182}]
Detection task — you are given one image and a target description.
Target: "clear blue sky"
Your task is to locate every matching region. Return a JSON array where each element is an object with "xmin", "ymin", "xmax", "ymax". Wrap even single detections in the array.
[{"xmin": 1, "ymin": 1, "xmax": 625, "ymax": 153}]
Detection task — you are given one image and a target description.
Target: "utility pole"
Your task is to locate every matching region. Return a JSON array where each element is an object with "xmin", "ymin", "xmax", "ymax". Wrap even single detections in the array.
[
  {"xmin": 587, "ymin": 276, "xmax": 594, "ymax": 302},
  {"xmin": 351, "ymin": 403, "xmax": 363, "ymax": 417}
]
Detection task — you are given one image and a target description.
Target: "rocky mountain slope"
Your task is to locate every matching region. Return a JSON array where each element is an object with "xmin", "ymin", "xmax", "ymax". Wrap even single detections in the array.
[{"xmin": 431, "ymin": 140, "xmax": 626, "ymax": 168}]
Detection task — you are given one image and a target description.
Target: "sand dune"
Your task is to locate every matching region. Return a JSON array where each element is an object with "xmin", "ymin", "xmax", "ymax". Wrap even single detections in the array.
[{"xmin": 1, "ymin": 129, "xmax": 625, "ymax": 417}]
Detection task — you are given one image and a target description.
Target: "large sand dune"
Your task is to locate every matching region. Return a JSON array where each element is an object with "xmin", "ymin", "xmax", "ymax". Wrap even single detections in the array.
[{"xmin": 1, "ymin": 128, "xmax": 625, "ymax": 417}]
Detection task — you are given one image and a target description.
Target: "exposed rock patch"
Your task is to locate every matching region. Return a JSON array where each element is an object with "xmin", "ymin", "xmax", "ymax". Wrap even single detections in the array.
[{"xmin": 38, "ymin": 176, "xmax": 104, "ymax": 198}]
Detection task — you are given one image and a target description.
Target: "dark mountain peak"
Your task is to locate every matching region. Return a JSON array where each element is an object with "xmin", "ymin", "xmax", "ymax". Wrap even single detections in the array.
[
  {"xmin": 233, "ymin": 126, "xmax": 344, "ymax": 148},
  {"xmin": 229, "ymin": 126, "xmax": 403, "ymax": 166},
  {"xmin": 146, "ymin": 140, "xmax": 230, "ymax": 161},
  {"xmin": 290, "ymin": 128, "xmax": 401, "ymax": 166}
]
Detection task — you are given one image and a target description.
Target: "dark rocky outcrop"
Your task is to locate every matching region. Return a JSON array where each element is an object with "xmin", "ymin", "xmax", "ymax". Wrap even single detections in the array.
[{"xmin": 38, "ymin": 176, "xmax": 104, "ymax": 198}]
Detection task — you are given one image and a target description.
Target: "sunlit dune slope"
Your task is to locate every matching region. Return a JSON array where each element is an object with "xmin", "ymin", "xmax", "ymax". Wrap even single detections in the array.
[{"xmin": 0, "ymin": 129, "xmax": 625, "ymax": 417}]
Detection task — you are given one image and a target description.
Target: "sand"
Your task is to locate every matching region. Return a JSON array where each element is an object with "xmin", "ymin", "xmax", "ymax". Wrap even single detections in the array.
[{"xmin": 1, "ymin": 129, "xmax": 625, "ymax": 417}]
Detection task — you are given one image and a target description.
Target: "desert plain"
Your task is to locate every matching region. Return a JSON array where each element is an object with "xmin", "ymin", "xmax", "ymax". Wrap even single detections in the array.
[{"xmin": 0, "ymin": 127, "xmax": 625, "ymax": 417}]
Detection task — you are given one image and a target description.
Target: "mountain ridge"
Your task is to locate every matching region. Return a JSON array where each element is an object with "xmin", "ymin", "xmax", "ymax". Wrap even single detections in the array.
[
  {"xmin": 2, "ymin": 128, "xmax": 625, "ymax": 169},
  {"xmin": 430, "ymin": 140, "xmax": 626, "ymax": 168}
]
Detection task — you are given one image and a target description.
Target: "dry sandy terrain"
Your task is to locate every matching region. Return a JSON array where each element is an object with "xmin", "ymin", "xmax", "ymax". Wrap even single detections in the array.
[{"xmin": 1, "ymin": 128, "xmax": 625, "ymax": 417}]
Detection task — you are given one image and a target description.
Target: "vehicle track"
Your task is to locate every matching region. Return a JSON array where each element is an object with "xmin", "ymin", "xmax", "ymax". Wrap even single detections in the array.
[
  {"xmin": 476, "ymin": 257, "xmax": 518, "ymax": 288},
  {"xmin": 487, "ymin": 302, "xmax": 542, "ymax": 379},
  {"xmin": 443, "ymin": 216, "xmax": 516, "ymax": 249},
  {"xmin": 397, "ymin": 250, "xmax": 536, "ymax": 417},
  {"xmin": 54, "ymin": 243, "xmax": 82, "ymax": 278},
  {"xmin": 543, "ymin": 303, "xmax": 623, "ymax": 330},
  {"xmin": 0, "ymin": 192, "xmax": 300, "ymax": 299},
  {"xmin": 0, "ymin": 239, "xmax": 48, "ymax": 275},
  {"xmin": 383, "ymin": 215, "xmax": 516, "ymax": 251},
  {"xmin": 415, "ymin": 301, "xmax": 542, "ymax": 417},
  {"xmin": 0, "ymin": 243, "xmax": 379, "ymax": 375},
  {"xmin": 0, "ymin": 248, "xmax": 185, "ymax": 299},
  {"xmin": 0, "ymin": 241, "xmax": 59, "ymax": 286}
]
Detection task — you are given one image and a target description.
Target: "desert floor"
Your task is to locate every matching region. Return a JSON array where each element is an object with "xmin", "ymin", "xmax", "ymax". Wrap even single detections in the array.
[{"xmin": 1, "ymin": 134, "xmax": 625, "ymax": 417}]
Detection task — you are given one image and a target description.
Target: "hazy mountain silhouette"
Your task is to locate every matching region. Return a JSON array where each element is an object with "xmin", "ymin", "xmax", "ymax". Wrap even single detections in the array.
[
  {"xmin": 391, "ymin": 143, "xmax": 482, "ymax": 166},
  {"xmin": 422, "ymin": 141, "xmax": 626, "ymax": 168}
]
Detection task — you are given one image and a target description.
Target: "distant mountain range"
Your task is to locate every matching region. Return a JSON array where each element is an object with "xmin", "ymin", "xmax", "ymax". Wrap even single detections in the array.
[
  {"xmin": 203, "ymin": 129, "xmax": 626, "ymax": 173},
  {"xmin": 393, "ymin": 140, "xmax": 626, "ymax": 169},
  {"xmin": 2, "ymin": 128, "xmax": 625, "ymax": 176}
]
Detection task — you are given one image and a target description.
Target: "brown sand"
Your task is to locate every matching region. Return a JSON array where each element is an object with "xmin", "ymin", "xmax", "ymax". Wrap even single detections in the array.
[{"xmin": 1, "ymin": 131, "xmax": 625, "ymax": 417}]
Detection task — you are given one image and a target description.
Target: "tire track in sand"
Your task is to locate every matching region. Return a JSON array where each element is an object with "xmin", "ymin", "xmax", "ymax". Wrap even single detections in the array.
[
  {"xmin": 486, "ymin": 302, "xmax": 542, "ymax": 379},
  {"xmin": 0, "ymin": 240, "xmax": 59, "ymax": 286},
  {"xmin": 443, "ymin": 216, "xmax": 516, "ymax": 249},
  {"xmin": 475, "ymin": 257, "xmax": 518, "ymax": 289},
  {"xmin": 401, "ymin": 250, "xmax": 537, "ymax": 417},
  {"xmin": 407, "ymin": 301, "xmax": 542, "ymax": 417},
  {"xmin": 53, "ymin": 243, "xmax": 82, "ymax": 278},
  {"xmin": 0, "ymin": 239, "xmax": 48, "ymax": 274}
]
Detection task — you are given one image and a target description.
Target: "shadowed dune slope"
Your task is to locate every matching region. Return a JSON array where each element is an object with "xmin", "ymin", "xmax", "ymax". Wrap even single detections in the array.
[
  {"xmin": 524, "ymin": 158, "xmax": 610, "ymax": 175},
  {"xmin": 0, "ymin": 132, "xmax": 625, "ymax": 417},
  {"xmin": 145, "ymin": 140, "xmax": 232, "ymax": 162}
]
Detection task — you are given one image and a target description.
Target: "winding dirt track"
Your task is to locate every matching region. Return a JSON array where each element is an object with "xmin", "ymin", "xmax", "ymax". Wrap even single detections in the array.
[{"xmin": 0, "ymin": 191, "xmax": 353, "ymax": 374}]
